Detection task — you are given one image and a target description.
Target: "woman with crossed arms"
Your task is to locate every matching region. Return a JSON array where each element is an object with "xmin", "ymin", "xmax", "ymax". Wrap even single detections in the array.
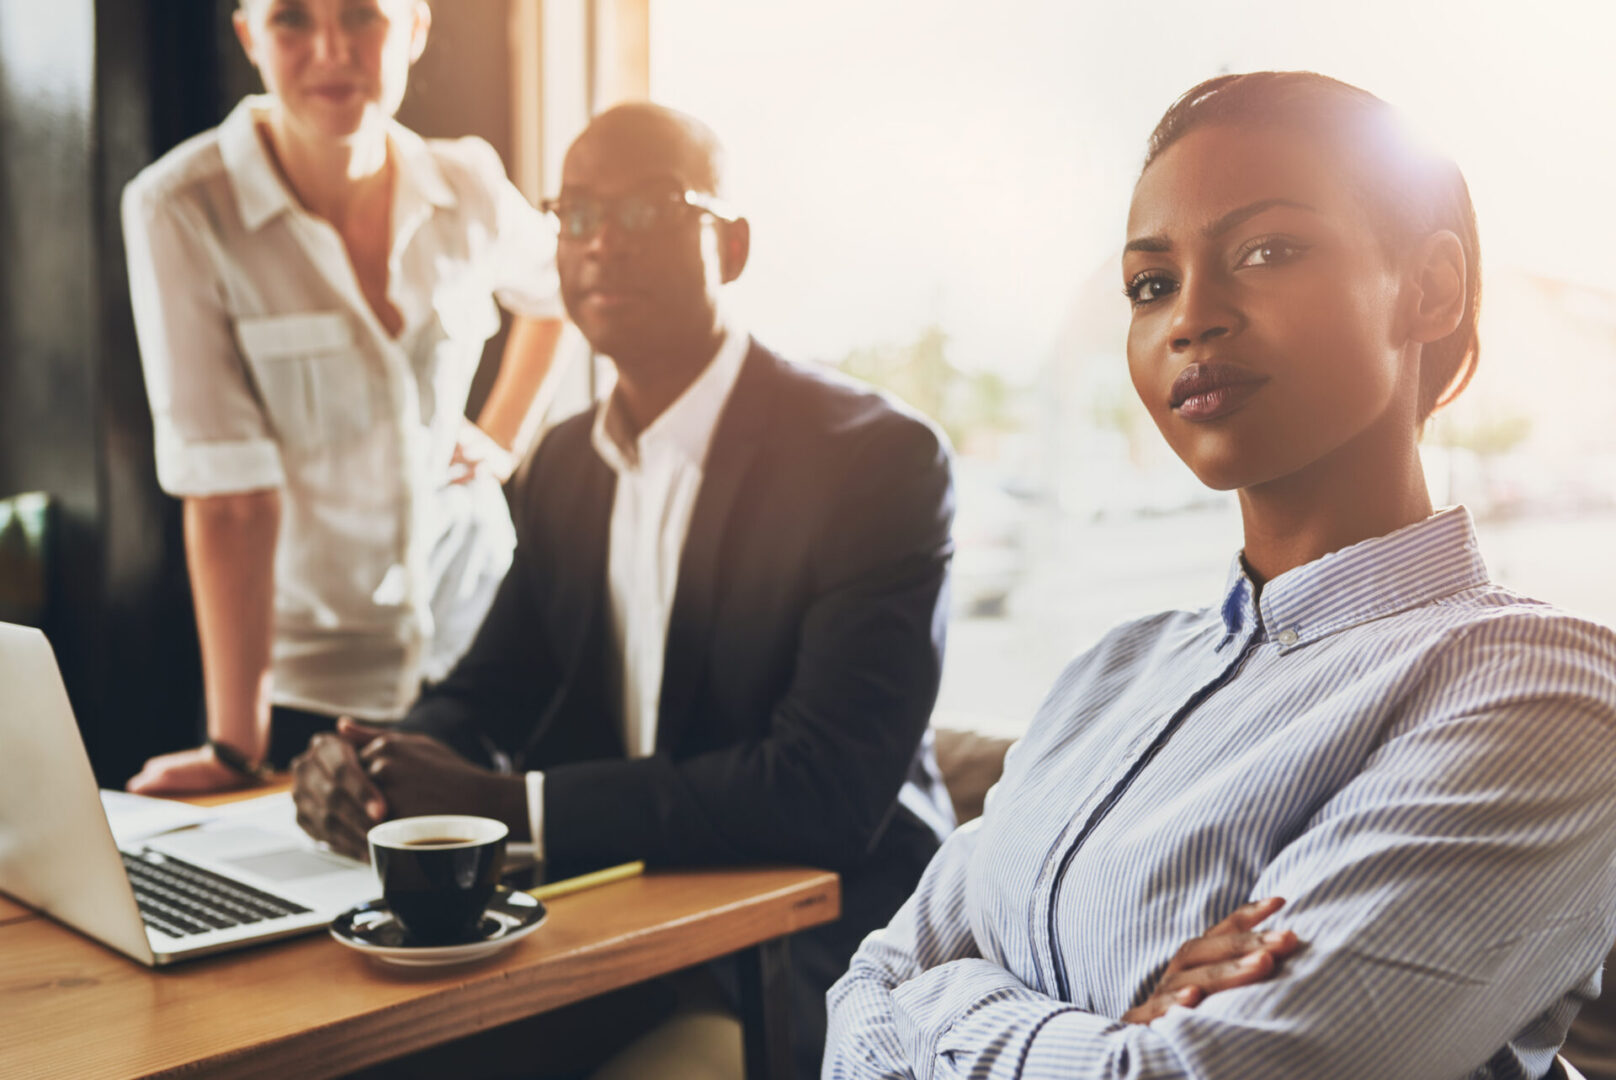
[
  {"xmin": 826, "ymin": 71, "xmax": 1616, "ymax": 1079},
  {"xmin": 122, "ymin": 0, "xmax": 565, "ymax": 794}
]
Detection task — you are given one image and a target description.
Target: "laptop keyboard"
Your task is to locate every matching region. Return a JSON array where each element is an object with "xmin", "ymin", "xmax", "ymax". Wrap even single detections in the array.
[{"xmin": 122, "ymin": 849, "xmax": 310, "ymax": 939}]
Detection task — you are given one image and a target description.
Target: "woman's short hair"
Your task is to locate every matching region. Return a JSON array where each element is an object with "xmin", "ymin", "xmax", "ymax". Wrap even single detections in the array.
[{"xmin": 1143, "ymin": 72, "xmax": 1481, "ymax": 421}]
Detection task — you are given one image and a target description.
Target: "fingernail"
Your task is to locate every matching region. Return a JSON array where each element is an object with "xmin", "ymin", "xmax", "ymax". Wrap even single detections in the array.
[
  {"xmin": 1242, "ymin": 952, "xmax": 1267, "ymax": 968},
  {"xmin": 1263, "ymin": 931, "xmax": 1289, "ymax": 945},
  {"xmin": 366, "ymin": 799, "xmax": 385, "ymax": 820}
]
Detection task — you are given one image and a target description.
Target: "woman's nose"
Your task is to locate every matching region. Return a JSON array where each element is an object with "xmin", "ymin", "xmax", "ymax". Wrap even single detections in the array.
[
  {"xmin": 1168, "ymin": 272, "xmax": 1241, "ymax": 351},
  {"xmin": 311, "ymin": 22, "xmax": 352, "ymax": 63}
]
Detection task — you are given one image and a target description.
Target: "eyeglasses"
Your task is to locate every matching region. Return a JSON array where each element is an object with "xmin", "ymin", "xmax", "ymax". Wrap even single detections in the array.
[{"xmin": 540, "ymin": 189, "xmax": 736, "ymax": 241}]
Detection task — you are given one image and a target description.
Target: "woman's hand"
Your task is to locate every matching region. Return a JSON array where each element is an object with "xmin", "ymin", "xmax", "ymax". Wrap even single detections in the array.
[
  {"xmin": 1121, "ymin": 897, "xmax": 1303, "ymax": 1024},
  {"xmin": 127, "ymin": 745, "xmax": 253, "ymax": 795},
  {"xmin": 448, "ymin": 419, "xmax": 515, "ymax": 485}
]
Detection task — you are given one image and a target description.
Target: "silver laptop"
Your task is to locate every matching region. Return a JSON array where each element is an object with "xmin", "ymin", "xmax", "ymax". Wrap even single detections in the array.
[{"xmin": 0, "ymin": 621, "xmax": 380, "ymax": 965}]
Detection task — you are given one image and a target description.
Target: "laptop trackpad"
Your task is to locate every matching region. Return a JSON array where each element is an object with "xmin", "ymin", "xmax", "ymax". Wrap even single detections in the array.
[
  {"xmin": 155, "ymin": 826, "xmax": 361, "ymax": 881},
  {"xmin": 223, "ymin": 848, "xmax": 358, "ymax": 882}
]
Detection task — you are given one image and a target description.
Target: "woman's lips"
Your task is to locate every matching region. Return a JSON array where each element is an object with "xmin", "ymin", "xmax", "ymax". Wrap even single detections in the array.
[
  {"xmin": 307, "ymin": 85, "xmax": 360, "ymax": 103},
  {"xmin": 1169, "ymin": 363, "xmax": 1269, "ymax": 422},
  {"xmin": 1175, "ymin": 382, "xmax": 1266, "ymax": 421}
]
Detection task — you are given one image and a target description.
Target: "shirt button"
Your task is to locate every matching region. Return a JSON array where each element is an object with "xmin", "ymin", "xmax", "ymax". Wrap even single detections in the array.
[{"xmin": 1276, "ymin": 628, "xmax": 1300, "ymax": 646}]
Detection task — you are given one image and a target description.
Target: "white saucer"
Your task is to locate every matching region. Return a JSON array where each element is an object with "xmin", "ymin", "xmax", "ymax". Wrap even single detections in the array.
[{"xmin": 329, "ymin": 887, "xmax": 547, "ymax": 967}]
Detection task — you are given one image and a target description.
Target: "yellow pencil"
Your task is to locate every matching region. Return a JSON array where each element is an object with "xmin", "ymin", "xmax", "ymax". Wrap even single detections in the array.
[{"xmin": 526, "ymin": 860, "xmax": 645, "ymax": 902}]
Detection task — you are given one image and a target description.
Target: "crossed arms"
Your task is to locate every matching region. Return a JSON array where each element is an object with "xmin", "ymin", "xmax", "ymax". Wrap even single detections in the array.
[{"xmin": 825, "ymin": 617, "xmax": 1616, "ymax": 1080}]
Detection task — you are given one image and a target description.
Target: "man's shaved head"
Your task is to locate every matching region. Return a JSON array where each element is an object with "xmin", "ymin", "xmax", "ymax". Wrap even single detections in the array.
[
  {"xmin": 553, "ymin": 102, "xmax": 748, "ymax": 426},
  {"xmin": 564, "ymin": 103, "xmax": 727, "ymax": 197}
]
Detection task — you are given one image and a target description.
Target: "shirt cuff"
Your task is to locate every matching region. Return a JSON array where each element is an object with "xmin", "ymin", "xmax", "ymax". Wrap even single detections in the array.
[
  {"xmin": 493, "ymin": 287, "xmax": 564, "ymax": 322},
  {"xmin": 941, "ymin": 999, "xmax": 1176, "ymax": 1079},
  {"xmin": 154, "ymin": 427, "xmax": 284, "ymax": 497},
  {"xmin": 525, "ymin": 770, "xmax": 546, "ymax": 862},
  {"xmin": 892, "ymin": 958, "xmax": 1036, "ymax": 1078}
]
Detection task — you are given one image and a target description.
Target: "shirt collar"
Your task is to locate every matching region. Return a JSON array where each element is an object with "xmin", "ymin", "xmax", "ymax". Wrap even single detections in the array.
[
  {"xmin": 1218, "ymin": 562, "xmax": 1257, "ymax": 641},
  {"xmin": 387, "ymin": 122, "xmax": 456, "ymax": 214},
  {"xmin": 1218, "ymin": 506, "xmax": 1489, "ymax": 649},
  {"xmin": 591, "ymin": 324, "xmax": 751, "ymax": 475},
  {"xmin": 219, "ymin": 95, "xmax": 455, "ymax": 233},
  {"xmin": 219, "ymin": 97, "xmax": 290, "ymax": 231}
]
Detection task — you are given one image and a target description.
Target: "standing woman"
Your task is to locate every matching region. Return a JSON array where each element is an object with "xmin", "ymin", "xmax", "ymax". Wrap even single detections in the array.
[
  {"xmin": 826, "ymin": 72, "xmax": 1616, "ymax": 1079},
  {"xmin": 122, "ymin": 0, "xmax": 565, "ymax": 793}
]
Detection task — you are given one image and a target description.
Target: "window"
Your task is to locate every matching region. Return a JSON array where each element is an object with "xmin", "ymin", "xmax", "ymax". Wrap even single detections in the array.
[{"xmin": 651, "ymin": 0, "xmax": 1616, "ymax": 735}]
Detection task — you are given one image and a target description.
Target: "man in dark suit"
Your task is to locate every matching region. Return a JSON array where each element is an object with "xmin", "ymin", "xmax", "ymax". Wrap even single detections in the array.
[{"xmin": 292, "ymin": 103, "xmax": 954, "ymax": 1077}]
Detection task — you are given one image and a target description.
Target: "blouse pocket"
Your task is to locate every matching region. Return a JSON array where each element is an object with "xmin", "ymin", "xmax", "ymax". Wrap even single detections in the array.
[{"xmin": 235, "ymin": 312, "xmax": 372, "ymax": 453}]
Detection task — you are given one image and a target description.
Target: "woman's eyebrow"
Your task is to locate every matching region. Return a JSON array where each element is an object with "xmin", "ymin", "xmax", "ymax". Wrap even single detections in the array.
[
  {"xmin": 1206, "ymin": 197, "xmax": 1317, "ymax": 239},
  {"xmin": 1124, "ymin": 198, "xmax": 1318, "ymax": 255}
]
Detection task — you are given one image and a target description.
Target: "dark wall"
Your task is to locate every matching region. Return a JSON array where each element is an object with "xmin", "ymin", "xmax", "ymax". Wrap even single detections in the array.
[
  {"xmin": 0, "ymin": 0, "xmax": 182, "ymax": 787},
  {"xmin": 91, "ymin": 2, "xmax": 221, "ymax": 786},
  {"xmin": 0, "ymin": 0, "xmax": 518, "ymax": 784}
]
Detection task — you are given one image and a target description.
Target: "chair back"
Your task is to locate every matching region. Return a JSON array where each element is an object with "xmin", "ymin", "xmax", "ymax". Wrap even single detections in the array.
[{"xmin": 1554, "ymin": 1054, "xmax": 1589, "ymax": 1080}]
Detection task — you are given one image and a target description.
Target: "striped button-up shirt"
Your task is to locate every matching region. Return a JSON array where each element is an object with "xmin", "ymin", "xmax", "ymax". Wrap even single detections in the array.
[{"xmin": 826, "ymin": 507, "xmax": 1616, "ymax": 1080}]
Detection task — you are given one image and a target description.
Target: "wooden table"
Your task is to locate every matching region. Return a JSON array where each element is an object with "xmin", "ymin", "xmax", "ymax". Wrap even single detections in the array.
[{"xmin": 0, "ymin": 792, "xmax": 840, "ymax": 1079}]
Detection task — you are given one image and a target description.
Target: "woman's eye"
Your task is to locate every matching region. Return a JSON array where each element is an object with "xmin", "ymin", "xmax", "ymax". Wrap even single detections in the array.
[
  {"xmin": 269, "ymin": 9, "xmax": 311, "ymax": 29},
  {"xmin": 1124, "ymin": 273, "xmax": 1177, "ymax": 307},
  {"xmin": 1238, "ymin": 239, "xmax": 1308, "ymax": 268}
]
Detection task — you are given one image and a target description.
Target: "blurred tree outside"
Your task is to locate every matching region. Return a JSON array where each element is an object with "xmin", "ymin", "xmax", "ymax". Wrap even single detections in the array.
[
  {"xmin": 1430, "ymin": 411, "xmax": 1534, "ymax": 458},
  {"xmin": 1426, "ymin": 408, "xmax": 1535, "ymax": 516},
  {"xmin": 1087, "ymin": 378, "xmax": 1157, "ymax": 467},
  {"xmin": 839, "ymin": 323, "xmax": 1021, "ymax": 453}
]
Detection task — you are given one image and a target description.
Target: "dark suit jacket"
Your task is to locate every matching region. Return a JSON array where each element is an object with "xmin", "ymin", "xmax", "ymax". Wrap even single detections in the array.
[{"xmin": 401, "ymin": 340, "xmax": 955, "ymax": 1072}]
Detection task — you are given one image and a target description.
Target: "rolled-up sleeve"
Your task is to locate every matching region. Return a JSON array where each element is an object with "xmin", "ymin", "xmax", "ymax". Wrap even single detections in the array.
[
  {"xmin": 122, "ymin": 180, "xmax": 284, "ymax": 497},
  {"xmin": 458, "ymin": 138, "xmax": 562, "ymax": 321}
]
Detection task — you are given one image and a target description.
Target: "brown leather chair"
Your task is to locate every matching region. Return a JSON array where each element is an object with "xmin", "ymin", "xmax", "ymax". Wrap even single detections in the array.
[
  {"xmin": 1554, "ymin": 1054, "xmax": 1591, "ymax": 1080},
  {"xmin": 1559, "ymin": 942, "xmax": 1616, "ymax": 1080},
  {"xmin": 931, "ymin": 726, "xmax": 1014, "ymax": 825}
]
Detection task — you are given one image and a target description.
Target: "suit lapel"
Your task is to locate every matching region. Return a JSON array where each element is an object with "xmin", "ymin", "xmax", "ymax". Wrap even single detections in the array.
[
  {"xmin": 523, "ymin": 418, "xmax": 617, "ymax": 761},
  {"xmin": 554, "ymin": 440, "xmax": 615, "ymax": 686},
  {"xmin": 655, "ymin": 342, "xmax": 778, "ymax": 751}
]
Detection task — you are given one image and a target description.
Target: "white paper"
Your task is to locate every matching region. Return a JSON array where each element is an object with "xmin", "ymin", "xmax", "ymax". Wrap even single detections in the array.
[
  {"xmin": 189, "ymin": 792, "xmax": 536, "ymax": 865},
  {"xmin": 204, "ymin": 791, "xmax": 319, "ymax": 839},
  {"xmin": 98, "ymin": 790, "xmax": 215, "ymax": 846}
]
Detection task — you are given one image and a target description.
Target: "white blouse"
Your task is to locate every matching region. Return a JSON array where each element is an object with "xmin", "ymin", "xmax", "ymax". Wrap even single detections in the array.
[{"xmin": 122, "ymin": 96, "xmax": 563, "ymax": 720}]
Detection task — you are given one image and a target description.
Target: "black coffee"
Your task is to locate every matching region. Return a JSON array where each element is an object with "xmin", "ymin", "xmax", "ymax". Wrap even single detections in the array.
[{"xmin": 374, "ymin": 833, "xmax": 506, "ymax": 943}]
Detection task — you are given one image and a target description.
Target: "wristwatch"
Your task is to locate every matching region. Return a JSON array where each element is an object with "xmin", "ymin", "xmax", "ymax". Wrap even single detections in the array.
[{"xmin": 206, "ymin": 737, "xmax": 272, "ymax": 781}]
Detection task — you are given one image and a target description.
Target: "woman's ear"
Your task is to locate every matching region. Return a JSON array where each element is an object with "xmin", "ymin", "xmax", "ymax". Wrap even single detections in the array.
[
  {"xmin": 410, "ymin": 0, "xmax": 433, "ymax": 64},
  {"xmin": 232, "ymin": 7, "xmax": 257, "ymax": 67},
  {"xmin": 1404, "ymin": 230, "xmax": 1466, "ymax": 345}
]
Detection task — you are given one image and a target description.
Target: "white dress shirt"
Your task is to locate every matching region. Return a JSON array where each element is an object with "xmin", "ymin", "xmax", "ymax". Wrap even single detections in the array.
[
  {"xmin": 524, "ymin": 327, "xmax": 750, "ymax": 859},
  {"xmin": 122, "ymin": 95, "xmax": 562, "ymax": 720}
]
